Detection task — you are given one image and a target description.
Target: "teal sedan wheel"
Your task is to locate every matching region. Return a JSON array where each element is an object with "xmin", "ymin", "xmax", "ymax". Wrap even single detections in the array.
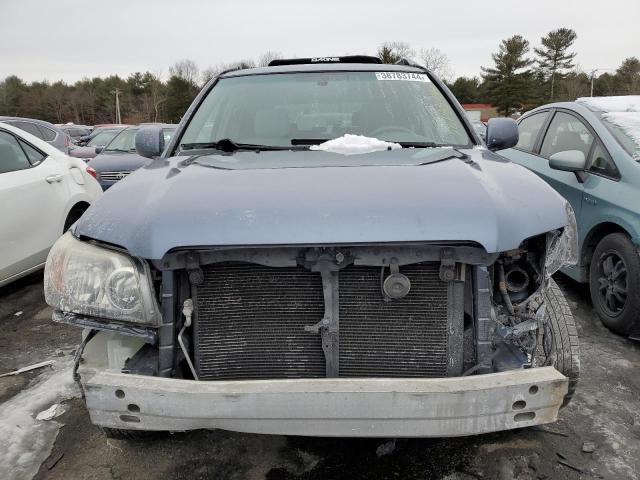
[{"xmin": 590, "ymin": 233, "xmax": 640, "ymax": 335}]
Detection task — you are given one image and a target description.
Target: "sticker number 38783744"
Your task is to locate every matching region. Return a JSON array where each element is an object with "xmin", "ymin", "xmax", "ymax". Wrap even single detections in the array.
[{"xmin": 375, "ymin": 72, "xmax": 431, "ymax": 82}]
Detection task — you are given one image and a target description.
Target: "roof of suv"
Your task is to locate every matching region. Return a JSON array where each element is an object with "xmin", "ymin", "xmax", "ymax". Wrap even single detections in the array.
[{"xmin": 221, "ymin": 62, "xmax": 426, "ymax": 78}]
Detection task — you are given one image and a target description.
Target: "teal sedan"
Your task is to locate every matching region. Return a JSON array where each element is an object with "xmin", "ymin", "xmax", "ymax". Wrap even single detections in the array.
[{"xmin": 500, "ymin": 96, "xmax": 640, "ymax": 338}]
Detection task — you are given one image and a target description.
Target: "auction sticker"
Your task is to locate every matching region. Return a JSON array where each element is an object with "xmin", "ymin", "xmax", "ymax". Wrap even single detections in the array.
[{"xmin": 375, "ymin": 72, "xmax": 430, "ymax": 82}]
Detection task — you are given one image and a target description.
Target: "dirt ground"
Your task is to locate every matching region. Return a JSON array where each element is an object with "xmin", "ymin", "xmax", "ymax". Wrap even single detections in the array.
[{"xmin": 1, "ymin": 272, "xmax": 639, "ymax": 480}]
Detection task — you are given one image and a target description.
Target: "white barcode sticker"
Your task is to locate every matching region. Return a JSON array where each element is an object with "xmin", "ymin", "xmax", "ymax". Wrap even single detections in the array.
[{"xmin": 375, "ymin": 72, "xmax": 430, "ymax": 82}]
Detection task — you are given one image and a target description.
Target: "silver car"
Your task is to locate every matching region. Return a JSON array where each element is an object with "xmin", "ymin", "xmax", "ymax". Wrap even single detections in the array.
[{"xmin": 0, "ymin": 116, "xmax": 70, "ymax": 153}]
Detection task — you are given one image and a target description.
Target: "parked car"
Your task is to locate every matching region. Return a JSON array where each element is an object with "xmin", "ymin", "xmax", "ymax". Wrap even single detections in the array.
[
  {"xmin": 70, "ymin": 126, "xmax": 128, "ymax": 160},
  {"xmin": 86, "ymin": 125, "xmax": 175, "ymax": 190},
  {"xmin": 499, "ymin": 96, "xmax": 640, "ymax": 338},
  {"xmin": 0, "ymin": 116, "xmax": 70, "ymax": 153},
  {"xmin": 44, "ymin": 56, "xmax": 579, "ymax": 440},
  {"xmin": 60, "ymin": 124, "xmax": 92, "ymax": 142},
  {"xmin": 0, "ymin": 122, "xmax": 102, "ymax": 287},
  {"xmin": 77, "ymin": 125, "xmax": 132, "ymax": 146}
]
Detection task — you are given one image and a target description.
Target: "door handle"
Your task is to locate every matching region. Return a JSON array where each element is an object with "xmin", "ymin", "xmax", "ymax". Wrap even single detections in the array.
[{"xmin": 45, "ymin": 174, "xmax": 63, "ymax": 183}]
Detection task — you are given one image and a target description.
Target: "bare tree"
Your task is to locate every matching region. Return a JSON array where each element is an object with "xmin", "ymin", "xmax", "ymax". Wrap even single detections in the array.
[
  {"xmin": 148, "ymin": 72, "xmax": 166, "ymax": 122},
  {"xmin": 257, "ymin": 51, "xmax": 283, "ymax": 67},
  {"xmin": 201, "ymin": 60, "xmax": 257, "ymax": 85},
  {"xmin": 169, "ymin": 59, "xmax": 200, "ymax": 86},
  {"xmin": 378, "ymin": 42, "xmax": 415, "ymax": 64},
  {"xmin": 419, "ymin": 48, "xmax": 453, "ymax": 82}
]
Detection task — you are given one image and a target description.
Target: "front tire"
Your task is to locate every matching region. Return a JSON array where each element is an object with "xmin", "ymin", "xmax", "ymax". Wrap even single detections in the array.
[
  {"xmin": 543, "ymin": 279, "xmax": 580, "ymax": 407},
  {"xmin": 589, "ymin": 233, "xmax": 640, "ymax": 335}
]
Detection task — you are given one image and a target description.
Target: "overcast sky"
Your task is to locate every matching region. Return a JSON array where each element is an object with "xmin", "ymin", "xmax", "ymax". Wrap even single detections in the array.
[{"xmin": 0, "ymin": 0, "xmax": 638, "ymax": 84}]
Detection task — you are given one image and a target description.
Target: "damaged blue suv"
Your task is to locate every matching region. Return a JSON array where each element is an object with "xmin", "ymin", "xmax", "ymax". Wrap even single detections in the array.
[{"xmin": 44, "ymin": 56, "xmax": 580, "ymax": 439}]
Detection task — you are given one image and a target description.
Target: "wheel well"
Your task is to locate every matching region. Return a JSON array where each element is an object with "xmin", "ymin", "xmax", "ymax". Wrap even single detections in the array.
[
  {"xmin": 581, "ymin": 222, "xmax": 630, "ymax": 271},
  {"xmin": 64, "ymin": 201, "xmax": 90, "ymax": 232}
]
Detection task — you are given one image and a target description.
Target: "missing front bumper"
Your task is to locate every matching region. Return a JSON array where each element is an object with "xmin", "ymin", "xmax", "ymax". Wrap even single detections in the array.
[{"xmin": 80, "ymin": 366, "xmax": 567, "ymax": 437}]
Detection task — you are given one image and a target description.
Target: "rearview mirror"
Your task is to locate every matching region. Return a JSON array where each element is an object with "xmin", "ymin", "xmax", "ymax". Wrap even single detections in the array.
[
  {"xmin": 485, "ymin": 118, "xmax": 519, "ymax": 151},
  {"xmin": 549, "ymin": 150, "xmax": 586, "ymax": 172},
  {"xmin": 135, "ymin": 126, "xmax": 165, "ymax": 159},
  {"xmin": 94, "ymin": 146, "xmax": 104, "ymax": 154}
]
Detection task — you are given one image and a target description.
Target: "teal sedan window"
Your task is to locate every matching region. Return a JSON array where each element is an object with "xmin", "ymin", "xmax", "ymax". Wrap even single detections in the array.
[
  {"xmin": 541, "ymin": 112, "xmax": 593, "ymax": 159},
  {"xmin": 589, "ymin": 142, "xmax": 620, "ymax": 179},
  {"xmin": 516, "ymin": 112, "xmax": 547, "ymax": 152}
]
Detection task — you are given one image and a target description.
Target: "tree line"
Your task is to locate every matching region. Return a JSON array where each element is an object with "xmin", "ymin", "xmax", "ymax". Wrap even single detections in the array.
[{"xmin": 0, "ymin": 34, "xmax": 638, "ymax": 124}]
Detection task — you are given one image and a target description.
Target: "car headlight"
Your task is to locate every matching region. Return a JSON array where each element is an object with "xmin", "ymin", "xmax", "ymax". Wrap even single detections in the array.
[
  {"xmin": 545, "ymin": 201, "xmax": 578, "ymax": 276},
  {"xmin": 44, "ymin": 232, "xmax": 160, "ymax": 325}
]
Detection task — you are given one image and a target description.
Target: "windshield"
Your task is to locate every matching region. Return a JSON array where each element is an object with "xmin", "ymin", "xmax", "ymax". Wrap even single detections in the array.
[
  {"xmin": 87, "ymin": 130, "xmax": 120, "ymax": 147},
  {"xmin": 178, "ymin": 71, "xmax": 471, "ymax": 152},
  {"xmin": 599, "ymin": 112, "xmax": 640, "ymax": 160},
  {"xmin": 105, "ymin": 128, "xmax": 138, "ymax": 152},
  {"xmin": 105, "ymin": 128, "xmax": 175, "ymax": 152}
]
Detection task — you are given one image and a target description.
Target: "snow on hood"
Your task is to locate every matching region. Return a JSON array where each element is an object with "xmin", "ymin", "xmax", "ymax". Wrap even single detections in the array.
[
  {"xmin": 577, "ymin": 95, "xmax": 640, "ymax": 112},
  {"xmin": 310, "ymin": 134, "xmax": 401, "ymax": 155},
  {"xmin": 0, "ymin": 361, "xmax": 78, "ymax": 480}
]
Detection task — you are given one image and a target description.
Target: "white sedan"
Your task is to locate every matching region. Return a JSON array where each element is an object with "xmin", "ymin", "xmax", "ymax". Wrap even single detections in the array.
[{"xmin": 0, "ymin": 122, "xmax": 102, "ymax": 287}]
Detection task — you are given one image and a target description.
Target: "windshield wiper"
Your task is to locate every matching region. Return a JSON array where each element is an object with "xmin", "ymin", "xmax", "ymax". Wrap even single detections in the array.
[
  {"xmin": 417, "ymin": 149, "xmax": 468, "ymax": 165},
  {"xmin": 291, "ymin": 138, "xmax": 327, "ymax": 146},
  {"xmin": 291, "ymin": 139, "xmax": 443, "ymax": 148},
  {"xmin": 180, "ymin": 139, "xmax": 291, "ymax": 152},
  {"xmin": 398, "ymin": 141, "xmax": 440, "ymax": 148},
  {"xmin": 105, "ymin": 148, "xmax": 129, "ymax": 153}
]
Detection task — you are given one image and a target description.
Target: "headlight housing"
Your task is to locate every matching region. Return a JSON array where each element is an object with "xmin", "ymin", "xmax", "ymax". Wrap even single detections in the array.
[
  {"xmin": 545, "ymin": 201, "xmax": 578, "ymax": 276},
  {"xmin": 44, "ymin": 233, "xmax": 160, "ymax": 325}
]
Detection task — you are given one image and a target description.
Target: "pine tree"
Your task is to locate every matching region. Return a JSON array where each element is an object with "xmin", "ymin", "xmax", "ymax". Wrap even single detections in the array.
[
  {"xmin": 481, "ymin": 35, "xmax": 534, "ymax": 116},
  {"xmin": 615, "ymin": 57, "xmax": 640, "ymax": 94},
  {"xmin": 534, "ymin": 28, "xmax": 577, "ymax": 100},
  {"xmin": 447, "ymin": 77, "xmax": 483, "ymax": 104}
]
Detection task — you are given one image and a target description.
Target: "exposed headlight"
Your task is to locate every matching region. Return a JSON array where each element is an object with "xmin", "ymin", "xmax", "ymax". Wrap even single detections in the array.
[
  {"xmin": 44, "ymin": 232, "xmax": 160, "ymax": 325},
  {"xmin": 545, "ymin": 201, "xmax": 578, "ymax": 276}
]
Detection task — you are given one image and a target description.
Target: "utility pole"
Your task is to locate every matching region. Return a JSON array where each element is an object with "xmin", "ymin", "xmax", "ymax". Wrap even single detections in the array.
[{"xmin": 112, "ymin": 88, "xmax": 122, "ymax": 124}]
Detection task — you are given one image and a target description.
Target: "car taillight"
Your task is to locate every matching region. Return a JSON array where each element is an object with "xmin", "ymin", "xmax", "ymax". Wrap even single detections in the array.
[{"xmin": 86, "ymin": 166, "xmax": 97, "ymax": 179}]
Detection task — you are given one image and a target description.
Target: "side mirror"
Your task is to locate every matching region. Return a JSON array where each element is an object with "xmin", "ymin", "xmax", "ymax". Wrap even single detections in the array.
[
  {"xmin": 485, "ymin": 118, "xmax": 519, "ymax": 151},
  {"xmin": 94, "ymin": 146, "xmax": 104, "ymax": 154},
  {"xmin": 135, "ymin": 126, "xmax": 165, "ymax": 159},
  {"xmin": 549, "ymin": 150, "xmax": 586, "ymax": 172}
]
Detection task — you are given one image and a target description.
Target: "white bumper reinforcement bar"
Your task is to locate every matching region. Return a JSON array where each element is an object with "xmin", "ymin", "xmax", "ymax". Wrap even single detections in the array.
[{"xmin": 80, "ymin": 366, "xmax": 567, "ymax": 437}]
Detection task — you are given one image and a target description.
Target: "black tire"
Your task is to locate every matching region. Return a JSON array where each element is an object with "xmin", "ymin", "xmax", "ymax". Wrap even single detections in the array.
[
  {"xmin": 101, "ymin": 427, "xmax": 159, "ymax": 440},
  {"xmin": 589, "ymin": 233, "xmax": 640, "ymax": 335},
  {"xmin": 543, "ymin": 279, "xmax": 580, "ymax": 407}
]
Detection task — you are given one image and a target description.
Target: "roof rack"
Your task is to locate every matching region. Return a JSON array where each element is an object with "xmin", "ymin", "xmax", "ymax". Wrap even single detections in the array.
[{"xmin": 268, "ymin": 55, "xmax": 383, "ymax": 67}]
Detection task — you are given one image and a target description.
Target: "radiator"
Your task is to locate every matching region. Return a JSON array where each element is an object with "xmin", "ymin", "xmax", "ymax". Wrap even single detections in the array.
[{"xmin": 194, "ymin": 261, "xmax": 454, "ymax": 380}]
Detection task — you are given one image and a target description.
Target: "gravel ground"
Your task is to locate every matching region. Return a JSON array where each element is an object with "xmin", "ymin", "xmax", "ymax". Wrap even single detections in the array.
[{"xmin": 1, "ymin": 272, "xmax": 639, "ymax": 480}]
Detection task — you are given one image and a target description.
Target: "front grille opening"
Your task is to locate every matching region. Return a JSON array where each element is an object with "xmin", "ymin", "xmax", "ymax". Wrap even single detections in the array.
[{"xmin": 194, "ymin": 261, "xmax": 453, "ymax": 380}]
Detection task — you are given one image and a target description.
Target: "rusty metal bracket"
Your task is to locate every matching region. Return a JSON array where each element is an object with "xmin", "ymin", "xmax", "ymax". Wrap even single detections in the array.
[
  {"xmin": 185, "ymin": 252, "xmax": 204, "ymax": 286},
  {"xmin": 304, "ymin": 253, "xmax": 342, "ymax": 377},
  {"xmin": 440, "ymin": 248, "xmax": 456, "ymax": 282}
]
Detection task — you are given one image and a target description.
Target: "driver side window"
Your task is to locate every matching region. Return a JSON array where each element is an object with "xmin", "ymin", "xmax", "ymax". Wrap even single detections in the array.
[
  {"xmin": 0, "ymin": 131, "xmax": 32, "ymax": 174},
  {"xmin": 540, "ymin": 112, "xmax": 594, "ymax": 160}
]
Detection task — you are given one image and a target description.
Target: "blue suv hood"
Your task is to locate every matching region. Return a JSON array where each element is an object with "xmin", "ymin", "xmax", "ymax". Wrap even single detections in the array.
[{"xmin": 75, "ymin": 148, "xmax": 569, "ymax": 260}]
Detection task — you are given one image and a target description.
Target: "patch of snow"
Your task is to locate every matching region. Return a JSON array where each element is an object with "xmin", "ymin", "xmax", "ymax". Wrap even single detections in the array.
[
  {"xmin": 601, "ymin": 112, "xmax": 640, "ymax": 149},
  {"xmin": 0, "ymin": 361, "xmax": 78, "ymax": 480},
  {"xmin": 576, "ymin": 96, "xmax": 640, "ymax": 113},
  {"xmin": 310, "ymin": 134, "xmax": 401, "ymax": 155},
  {"xmin": 14, "ymin": 311, "xmax": 23, "ymax": 316},
  {"xmin": 36, "ymin": 403, "xmax": 67, "ymax": 421}
]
